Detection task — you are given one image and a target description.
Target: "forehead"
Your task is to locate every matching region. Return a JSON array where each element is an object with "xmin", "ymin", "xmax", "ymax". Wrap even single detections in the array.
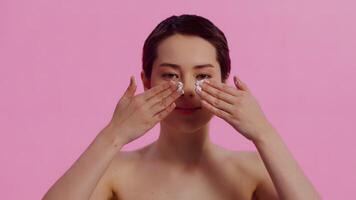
[{"xmin": 154, "ymin": 34, "xmax": 219, "ymax": 68}]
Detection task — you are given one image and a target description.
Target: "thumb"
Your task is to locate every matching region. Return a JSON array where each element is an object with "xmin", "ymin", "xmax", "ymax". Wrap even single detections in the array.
[
  {"xmin": 123, "ymin": 75, "xmax": 137, "ymax": 98},
  {"xmin": 233, "ymin": 75, "xmax": 250, "ymax": 92},
  {"xmin": 114, "ymin": 76, "xmax": 136, "ymax": 113}
]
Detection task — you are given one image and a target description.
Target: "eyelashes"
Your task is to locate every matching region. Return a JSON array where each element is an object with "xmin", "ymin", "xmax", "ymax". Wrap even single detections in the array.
[
  {"xmin": 161, "ymin": 73, "xmax": 212, "ymax": 80},
  {"xmin": 161, "ymin": 73, "xmax": 178, "ymax": 79}
]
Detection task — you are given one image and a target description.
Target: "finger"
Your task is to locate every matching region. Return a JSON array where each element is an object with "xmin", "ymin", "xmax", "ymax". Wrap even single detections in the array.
[
  {"xmin": 146, "ymin": 85, "xmax": 177, "ymax": 108},
  {"xmin": 201, "ymin": 99, "xmax": 232, "ymax": 120},
  {"xmin": 199, "ymin": 81, "xmax": 235, "ymax": 104},
  {"xmin": 142, "ymin": 80, "xmax": 176, "ymax": 101},
  {"xmin": 150, "ymin": 89, "xmax": 182, "ymax": 115},
  {"xmin": 234, "ymin": 76, "xmax": 250, "ymax": 92},
  {"xmin": 119, "ymin": 76, "xmax": 137, "ymax": 105},
  {"xmin": 198, "ymin": 89, "xmax": 234, "ymax": 115},
  {"xmin": 153, "ymin": 102, "xmax": 176, "ymax": 121},
  {"xmin": 203, "ymin": 79, "xmax": 239, "ymax": 97},
  {"xmin": 126, "ymin": 76, "xmax": 137, "ymax": 97}
]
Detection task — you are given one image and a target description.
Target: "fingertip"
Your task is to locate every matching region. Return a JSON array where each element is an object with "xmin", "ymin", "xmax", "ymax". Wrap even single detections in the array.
[
  {"xmin": 233, "ymin": 76, "xmax": 238, "ymax": 84},
  {"xmin": 126, "ymin": 76, "xmax": 137, "ymax": 96},
  {"xmin": 131, "ymin": 76, "xmax": 136, "ymax": 85}
]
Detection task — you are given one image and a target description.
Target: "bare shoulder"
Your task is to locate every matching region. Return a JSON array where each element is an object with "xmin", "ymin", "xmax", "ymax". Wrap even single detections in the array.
[
  {"xmin": 93, "ymin": 147, "xmax": 147, "ymax": 199},
  {"xmin": 230, "ymin": 150, "xmax": 279, "ymax": 199},
  {"xmin": 231, "ymin": 150, "xmax": 264, "ymax": 169},
  {"xmin": 89, "ymin": 149, "xmax": 141, "ymax": 200},
  {"xmin": 108, "ymin": 147, "xmax": 146, "ymax": 175},
  {"xmin": 230, "ymin": 150, "xmax": 268, "ymax": 181},
  {"xmin": 107, "ymin": 145, "xmax": 151, "ymax": 181}
]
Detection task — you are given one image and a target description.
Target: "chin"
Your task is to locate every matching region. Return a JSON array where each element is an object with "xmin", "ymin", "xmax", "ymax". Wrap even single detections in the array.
[{"xmin": 160, "ymin": 109, "xmax": 213, "ymax": 133}]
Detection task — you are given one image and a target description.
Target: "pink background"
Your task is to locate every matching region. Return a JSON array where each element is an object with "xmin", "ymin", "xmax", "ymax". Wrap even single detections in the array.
[{"xmin": 1, "ymin": 0, "xmax": 355, "ymax": 199}]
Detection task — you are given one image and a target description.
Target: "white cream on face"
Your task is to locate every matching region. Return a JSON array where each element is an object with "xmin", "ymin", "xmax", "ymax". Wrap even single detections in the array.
[
  {"xmin": 194, "ymin": 79, "xmax": 207, "ymax": 93},
  {"xmin": 174, "ymin": 79, "xmax": 208, "ymax": 94},
  {"xmin": 177, "ymin": 81, "xmax": 184, "ymax": 94}
]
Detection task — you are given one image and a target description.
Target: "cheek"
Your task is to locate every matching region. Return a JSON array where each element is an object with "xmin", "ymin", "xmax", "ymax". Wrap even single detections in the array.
[
  {"xmin": 149, "ymin": 67, "xmax": 165, "ymax": 86},
  {"xmin": 212, "ymin": 71, "xmax": 223, "ymax": 82},
  {"xmin": 150, "ymin": 77, "xmax": 170, "ymax": 88},
  {"xmin": 149, "ymin": 72, "xmax": 165, "ymax": 86}
]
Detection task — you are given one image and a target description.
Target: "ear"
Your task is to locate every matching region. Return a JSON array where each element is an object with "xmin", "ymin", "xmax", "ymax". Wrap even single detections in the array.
[{"xmin": 141, "ymin": 71, "xmax": 151, "ymax": 91}]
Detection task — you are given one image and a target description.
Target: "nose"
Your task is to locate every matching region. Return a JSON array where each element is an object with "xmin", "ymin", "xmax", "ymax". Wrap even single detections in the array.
[{"xmin": 180, "ymin": 77, "xmax": 197, "ymax": 98}]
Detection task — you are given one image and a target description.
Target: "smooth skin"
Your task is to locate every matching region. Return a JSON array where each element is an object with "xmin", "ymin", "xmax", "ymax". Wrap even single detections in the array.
[{"xmin": 43, "ymin": 34, "xmax": 321, "ymax": 200}]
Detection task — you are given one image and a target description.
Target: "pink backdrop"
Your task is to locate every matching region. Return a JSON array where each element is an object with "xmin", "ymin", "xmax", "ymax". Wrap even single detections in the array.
[{"xmin": 1, "ymin": 0, "xmax": 355, "ymax": 199}]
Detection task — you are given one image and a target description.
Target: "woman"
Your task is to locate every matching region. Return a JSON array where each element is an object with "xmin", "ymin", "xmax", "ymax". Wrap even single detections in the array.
[{"xmin": 43, "ymin": 15, "xmax": 320, "ymax": 200}]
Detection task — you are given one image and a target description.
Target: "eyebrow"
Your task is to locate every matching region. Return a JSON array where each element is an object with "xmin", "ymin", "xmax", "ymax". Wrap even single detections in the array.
[{"xmin": 159, "ymin": 63, "xmax": 215, "ymax": 69}]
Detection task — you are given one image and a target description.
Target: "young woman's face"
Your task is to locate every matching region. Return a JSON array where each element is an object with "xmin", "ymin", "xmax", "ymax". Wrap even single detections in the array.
[{"xmin": 144, "ymin": 34, "xmax": 223, "ymax": 132}]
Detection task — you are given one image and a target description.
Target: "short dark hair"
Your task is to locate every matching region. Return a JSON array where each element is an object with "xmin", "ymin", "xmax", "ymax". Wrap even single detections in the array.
[{"xmin": 142, "ymin": 14, "xmax": 231, "ymax": 81}]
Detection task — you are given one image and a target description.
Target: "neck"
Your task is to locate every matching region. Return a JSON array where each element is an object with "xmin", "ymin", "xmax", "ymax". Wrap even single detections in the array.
[{"xmin": 150, "ymin": 122, "xmax": 214, "ymax": 168}]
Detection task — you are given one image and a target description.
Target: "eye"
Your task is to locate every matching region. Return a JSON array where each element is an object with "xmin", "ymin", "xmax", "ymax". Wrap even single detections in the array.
[
  {"xmin": 161, "ymin": 73, "xmax": 179, "ymax": 80},
  {"xmin": 196, "ymin": 73, "xmax": 212, "ymax": 80}
]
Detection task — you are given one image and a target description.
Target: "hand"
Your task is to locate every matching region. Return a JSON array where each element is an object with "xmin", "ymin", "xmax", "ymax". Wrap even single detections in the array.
[
  {"xmin": 108, "ymin": 76, "xmax": 182, "ymax": 145},
  {"xmin": 197, "ymin": 76, "xmax": 274, "ymax": 142}
]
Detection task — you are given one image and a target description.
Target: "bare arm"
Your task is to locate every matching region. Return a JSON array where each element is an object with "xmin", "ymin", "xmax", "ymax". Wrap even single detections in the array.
[
  {"xmin": 42, "ymin": 77, "xmax": 181, "ymax": 200},
  {"xmin": 253, "ymin": 127, "xmax": 321, "ymax": 200},
  {"xmin": 42, "ymin": 124, "xmax": 124, "ymax": 200},
  {"xmin": 195, "ymin": 77, "xmax": 321, "ymax": 199}
]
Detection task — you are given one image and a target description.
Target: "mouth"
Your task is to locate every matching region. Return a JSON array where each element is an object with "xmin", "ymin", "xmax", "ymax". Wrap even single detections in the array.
[{"xmin": 174, "ymin": 107, "xmax": 202, "ymax": 114}]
